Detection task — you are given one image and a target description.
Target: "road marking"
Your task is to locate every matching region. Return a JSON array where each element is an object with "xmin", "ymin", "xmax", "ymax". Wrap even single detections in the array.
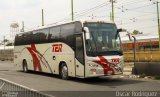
[{"xmin": 0, "ymin": 77, "xmax": 54, "ymax": 97}]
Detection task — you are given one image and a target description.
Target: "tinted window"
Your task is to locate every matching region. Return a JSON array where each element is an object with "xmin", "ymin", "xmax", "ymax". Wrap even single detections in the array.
[
  {"xmin": 14, "ymin": 32, "xmax": 33, "ymax": 46},
  {"xmin": 24, "ymin": 32, "xmax": 33, "ymax": 45},
  {"xmin": 60, "ymin": 23, "xmax": 75, "ymax": 49},
  {"xmin": 14, "ymin": 21, "xmax": 82, "ymax": 46},
  {"xmin": 32, "ymin": 29, "xmax": 49, "ymax": 44},
  {"xmin": 48, "ymin": 26, "xmax": 60, "ymax": 42},
  {"xmin": 75, "ymin": 22, "xmax": 82, "ymax": 33},
  {"xmin": 14, "ymin": 34, "xmax": 23, "ymax": 46}
]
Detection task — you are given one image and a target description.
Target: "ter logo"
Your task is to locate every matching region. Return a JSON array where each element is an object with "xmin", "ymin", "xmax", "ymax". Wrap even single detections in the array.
[
  {"xmin": 52, "ymin": 44, "xmax": 63, "ymax": 52},
  {"xmin": 111, "ymin": 58, "xmax": 120, "ymax": 63}
]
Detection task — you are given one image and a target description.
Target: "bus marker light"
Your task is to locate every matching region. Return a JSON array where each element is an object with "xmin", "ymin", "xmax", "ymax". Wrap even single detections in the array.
[{"xmin": 53, "ymin": 56, "xmax": 56, "ymax": 60}]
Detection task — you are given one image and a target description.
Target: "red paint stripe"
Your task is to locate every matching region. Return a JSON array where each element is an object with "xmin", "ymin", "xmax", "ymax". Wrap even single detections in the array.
[
  {"xmin": 38, "ymin": 55, "xmax": 47, "ymax": 68},
  {"xmin": 27, "ymin": 44, "xmax": 42, "ymax": 71},
  {"xmin": 94, "ymin": 56, "xmax": 114, "ymax": 76}
]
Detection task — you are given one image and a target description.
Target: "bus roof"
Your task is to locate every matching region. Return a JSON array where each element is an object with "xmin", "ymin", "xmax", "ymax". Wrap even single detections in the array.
[
  {"xmin": 19, "ymin": 20, "xmax": 115, "ymax": 34},
  {"xmin": 80, "ymin": 20, "xmax": 114, "ymax": 24}
]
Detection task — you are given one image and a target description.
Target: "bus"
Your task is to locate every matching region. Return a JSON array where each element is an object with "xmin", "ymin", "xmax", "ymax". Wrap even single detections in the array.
[{"xmin": 14, "ymin": 20, "xmax": 124, "ymax": 79}]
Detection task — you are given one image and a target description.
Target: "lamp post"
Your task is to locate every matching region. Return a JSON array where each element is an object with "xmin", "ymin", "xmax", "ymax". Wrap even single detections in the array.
[
  {"xmin": 71, "ymin": 0, "xmax": 74, "ymax": 21},
  {"xmin": 150, "ymin": 0, "xmax": 160, "ymax": 49},
  {"xmin": 127, "ymin": 32, "xmax": 137, "ymax": 74},
  {"xmin": 156, "ymin": 2, "xmax": 160, "ymax": 49},
  {"xmin": 4, "ymin": 36, "xmax": 5, "ymax": 50},
  {"xmin": 42, "ymin": 9, "xmax": 44, "ymax": 26},
  {"xmin": 110, "ymin": 0, "xmax": 116, "ymax": 22},
  {"xmin": 132, "ymin": 36, "xmax": 137, "ymax": 74}
]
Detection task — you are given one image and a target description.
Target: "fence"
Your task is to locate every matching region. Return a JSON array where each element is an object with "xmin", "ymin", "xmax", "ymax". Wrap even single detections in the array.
[
  {"xmin": 124, "ymin": 50, "xmax": 160, "ymax": 62},
  {"xmin": 0, "ymin": 50, "xmax": 13, "ymax": 61},
  {"xmin": 0, "ymin": 78, "xmax": 52, "ymax": 97}
]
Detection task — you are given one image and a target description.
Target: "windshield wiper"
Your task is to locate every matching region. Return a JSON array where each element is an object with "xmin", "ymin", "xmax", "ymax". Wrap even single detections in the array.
[
  {"xmin": 112, "ymin": 51, "xmax": 123, "ymax": 55},
  {"xmin": 96, "ymin": 50, "xmax": 123, "ymax": 56}
]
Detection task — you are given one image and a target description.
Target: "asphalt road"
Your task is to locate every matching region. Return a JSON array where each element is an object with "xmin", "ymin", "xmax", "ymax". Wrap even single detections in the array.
[{"xmin": 0, "ymin": 61, "xmax": 160, "ymax": 97}]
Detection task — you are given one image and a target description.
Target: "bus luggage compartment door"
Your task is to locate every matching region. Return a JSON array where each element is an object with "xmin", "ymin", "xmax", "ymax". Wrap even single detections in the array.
[{"xmin": 75, "ymin": 35, "xmax": 85, "ymax": 77}]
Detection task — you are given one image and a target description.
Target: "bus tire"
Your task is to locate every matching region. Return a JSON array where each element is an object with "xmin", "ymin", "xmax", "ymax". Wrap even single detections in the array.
[
  {"xmin": 23, "ymin": 60, "xmax": 28, "ymax": 73},
  {"xmin": 60, "ymin": 63, "xmax": 68, "ymax": 80}
]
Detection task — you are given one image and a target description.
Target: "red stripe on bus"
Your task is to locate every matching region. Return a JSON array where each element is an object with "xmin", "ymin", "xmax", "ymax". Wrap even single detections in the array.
[
  {"xmin": 27, "ymin": 44, "xmax": 42, "ymax": 71},
  {"xmin": 94, "ymin": 56, "xmax": 114, "ymax": 76}
]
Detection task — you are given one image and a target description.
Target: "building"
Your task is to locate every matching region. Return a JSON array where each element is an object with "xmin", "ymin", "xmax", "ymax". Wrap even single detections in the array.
[{"xmin": 121, "ymin": 33, "xmax": 159, "ymax": 51}]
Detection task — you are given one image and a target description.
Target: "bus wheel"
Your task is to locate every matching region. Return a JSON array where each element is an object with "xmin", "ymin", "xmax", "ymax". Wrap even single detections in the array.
[
  {"xmin": 23, "ymin": 60, "xmax": 28, "ymax": 73},
  {"xmin": 60, "ymin": 63, "xmax": 68, "ymax": 80}
]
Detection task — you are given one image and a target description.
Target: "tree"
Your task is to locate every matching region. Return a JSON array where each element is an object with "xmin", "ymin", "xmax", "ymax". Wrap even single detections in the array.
[
  {"xmin": 3, "ymin": 39, "xmax": 9, "ymax": 43},
  {"xmin": 6, "ymin": 42, "xmax": 13, "ymax": 46},
  {"xmin": 132, "ymin": 30, "xmax": 143, "ymax": 35},
  {"xmin": 1, "ymin": 39, "xmax": 9, "ymax": 45}
]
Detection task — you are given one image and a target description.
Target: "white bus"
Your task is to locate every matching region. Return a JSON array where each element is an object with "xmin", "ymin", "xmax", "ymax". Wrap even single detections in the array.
[{"xmin": 14, "ymin": 20, "xmax": 124, "ymax": 79}]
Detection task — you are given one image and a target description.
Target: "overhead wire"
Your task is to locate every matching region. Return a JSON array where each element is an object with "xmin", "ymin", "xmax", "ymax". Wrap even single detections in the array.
[
  {"xmin": 53, "ymin": 2, "xmax": 110, "ymax": 23},
  {"xmin": 48, "ymin": 0, "xmax": 156, "ymax": 32}
]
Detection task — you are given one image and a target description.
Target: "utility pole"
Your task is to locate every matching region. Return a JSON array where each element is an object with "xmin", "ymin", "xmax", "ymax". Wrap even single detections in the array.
[
  {"xmin": 42, "ymin": 9, "xmax": 44, "ymax": 26},
  {"xmin": 110, "ymin": 12, "xmax": 112, "ymax": 21},
  {"xmin": 21, "ymin": 21, "xmax": 24, "ymax": 32},
  {"xmin": 132, "ymin": 36, "xmax": 137, "ymax": 74},
  {"xmin": 150, "ymin": 0, "xmax": 160, "ymax": 49},
  {"xmin": 110, "ymin": 0, "xmax": 115, "ymax": 22},
  {"xmin": 4, "ymin": 36, "xmax": 5, "ymax": 50},
  {"xmin": 71, "ymin": 0, "xmax": 74, "ymax": 21},
  {"xmin": 156, "ymin": 1, "xmax": 160, "ymax": 49}
]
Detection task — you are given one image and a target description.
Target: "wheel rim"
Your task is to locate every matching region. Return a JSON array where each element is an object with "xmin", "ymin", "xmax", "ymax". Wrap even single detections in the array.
[
  {"xmin": 24, "ymin": 65, "xmax": 27, "ymax": 72},
  {"xmin": 23, "ymin": 61, "xmax": 27, "ymax": 72},
  {"xmin": 61, "ymin": 66, "xmax": 68, "ymax": 78}
]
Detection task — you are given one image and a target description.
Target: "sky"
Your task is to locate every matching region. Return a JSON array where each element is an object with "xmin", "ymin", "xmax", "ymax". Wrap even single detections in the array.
[{"xmin": 0, "ymin": 0, "xmax": 159, "ymax": 41}]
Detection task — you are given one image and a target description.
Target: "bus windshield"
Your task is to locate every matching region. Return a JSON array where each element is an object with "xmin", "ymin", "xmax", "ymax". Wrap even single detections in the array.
[{"xmin": 84, "ymin": 22, "xmax": 122, "ymax": 56}]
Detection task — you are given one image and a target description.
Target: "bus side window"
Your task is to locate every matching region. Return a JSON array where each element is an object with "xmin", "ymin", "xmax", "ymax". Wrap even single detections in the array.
[
  {"xmin": 48, "ymin": 26, "xmax": 60, "ymax": 42},
  {"xmin": 15, "ymin": 35, "xmax": 22, "ymax": 46},
  {"xmin": 60, "ymin": 23, "xmax": 75, "ymax": 48},
  {"xmin": 76, "ymin": 36, "xmax": 84, "ymax": 64},
  {"xmin": 32, "ymin": 29, "xmax": 48, "ymax": 44},
  {"xmin": 26, "ymin": 32, "xmax": 33, "ymax": 44}
]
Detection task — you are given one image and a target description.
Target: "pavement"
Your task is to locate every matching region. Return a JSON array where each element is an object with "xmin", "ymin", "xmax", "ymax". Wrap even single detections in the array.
[
  {"xmin": 0, "ymin": 61, "xmax": 160, "ymax": 97},
  {"xmin": 123, "ymin": 62, "xmax": 134, "ymax": 75}
]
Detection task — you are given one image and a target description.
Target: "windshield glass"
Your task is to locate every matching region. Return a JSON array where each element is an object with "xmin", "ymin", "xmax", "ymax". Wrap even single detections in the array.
[{"xmin": 84, "ymin": 22, "xmax": 122, "ymax": 56}]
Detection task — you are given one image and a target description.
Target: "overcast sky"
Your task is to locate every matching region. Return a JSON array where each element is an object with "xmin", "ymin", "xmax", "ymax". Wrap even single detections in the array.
[{"xmin": 0, "ymin": 0, "xmax": 159, "ymax": 40}]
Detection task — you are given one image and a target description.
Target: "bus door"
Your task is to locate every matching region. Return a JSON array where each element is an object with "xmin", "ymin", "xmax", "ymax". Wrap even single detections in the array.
[{"xmin": 75, "ymin": 34, "xmax": 85, "ymax": 77}]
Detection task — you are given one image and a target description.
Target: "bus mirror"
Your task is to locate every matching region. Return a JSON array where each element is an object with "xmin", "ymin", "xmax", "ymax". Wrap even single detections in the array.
[
  {"xmin": 116, "ymin": 28, "xmax": 127, "ymax": 39},
  {"xmin": 83, "ymin": 27, "xmax": 90, "ymax": 40},
  {"xmin": 126, "ymin": 32, "xmax": 132, "ymax": 41},
  {"xmin": 86, "ymin": 32, "xmax": 90, "ymax": 40},
  {"xmin": 117, "ymin": 28, "xmax": 127, "ymax": 33}
]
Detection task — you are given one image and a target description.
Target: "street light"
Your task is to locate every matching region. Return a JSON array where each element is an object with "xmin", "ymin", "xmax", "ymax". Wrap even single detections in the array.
[
  {"xmin": 126, "ymin": 32, "xmax": 137, "ymax": 74},
  {"xmin": 71, "ymin": 0, "xmax": 74, "ymax": 21},
  {"xmin": 150, "ymin": 0, "xmax": 160, "ymax": 49}
]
